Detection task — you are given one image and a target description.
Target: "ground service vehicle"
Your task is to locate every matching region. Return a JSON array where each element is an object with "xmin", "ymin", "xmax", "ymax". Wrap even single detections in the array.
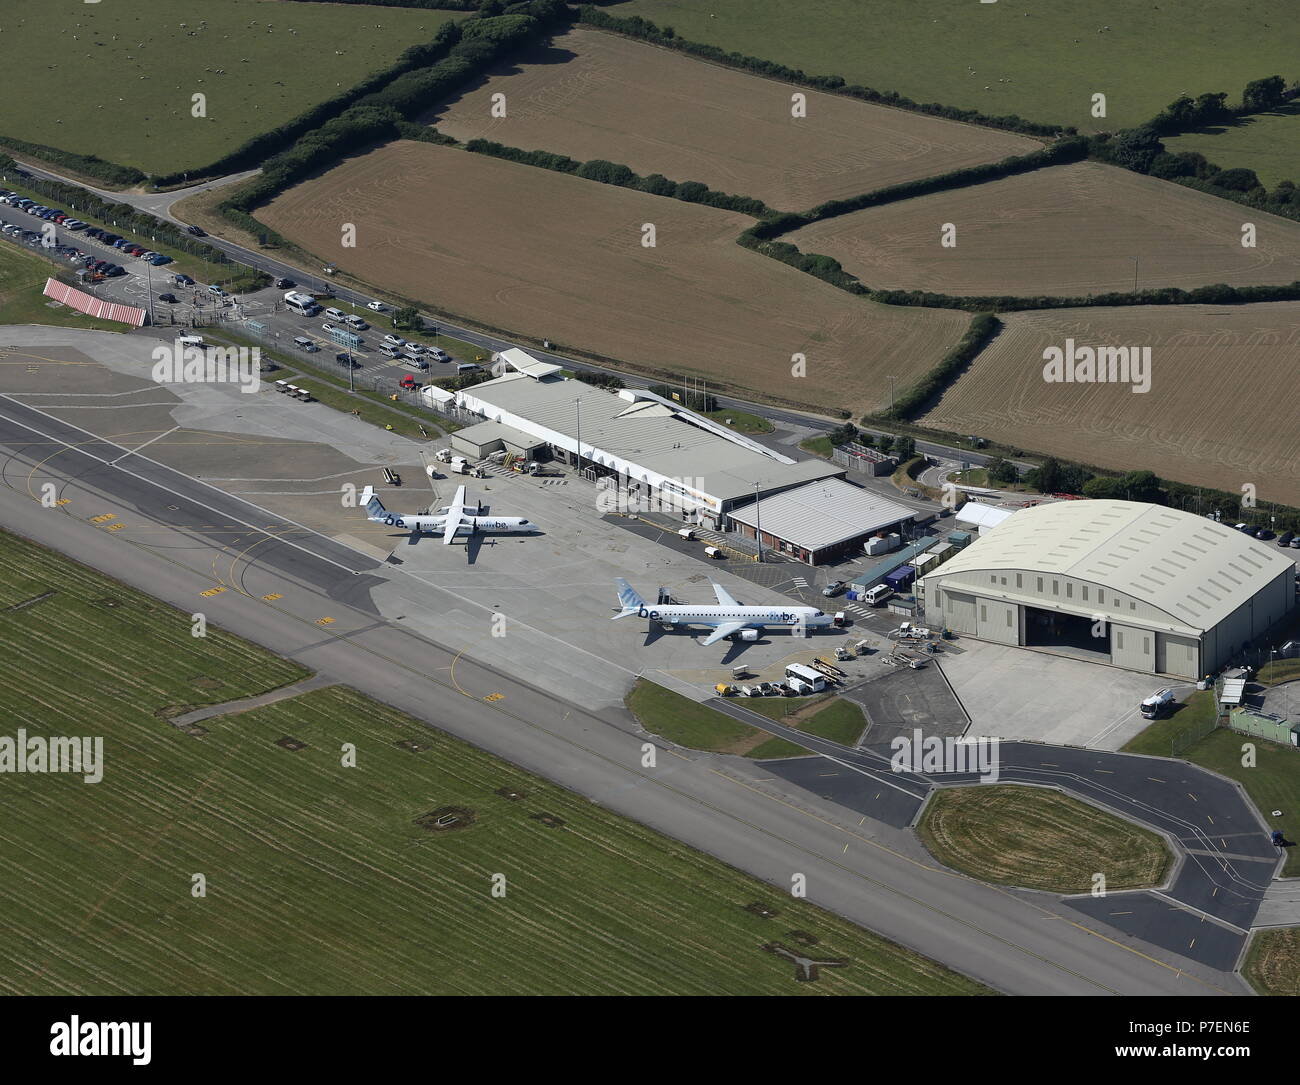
[{"xmin": 1140, "ymin": 688, "xmax": 1176, "ymax": 719}]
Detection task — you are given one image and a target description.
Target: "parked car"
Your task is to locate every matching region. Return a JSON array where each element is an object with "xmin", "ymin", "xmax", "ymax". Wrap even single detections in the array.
[
  {"xmin": 158, "ymin": 292, "xmax": 178, "ymax": 304},
  {"xmin": 150, "ymin": 254, "xmax": 172, "ymax": 265},
  {"xmin": 427, "ymin": 348, "xmax": 450, "ymax": 362},
  {"xmin": 174, "ymin": 273, "xmax": 194, "ymax": 286},
  {"xmin": 208, "ymin": 284, "xmax": 227, "ymax": 296},
  {"xmin": 274, "ymin": 277, "xmax": 294, "ymax": 289},
  {"xmin": 1278, "ymin": 531, "xmax": 1294, "ymax": 547},
  {"xmin": 382, "ymin": 334, "xmax": 405, "ymax": 347},
  {"xmin": 822, "ymin": 580, "xmax": 846, "ymax": 597}
]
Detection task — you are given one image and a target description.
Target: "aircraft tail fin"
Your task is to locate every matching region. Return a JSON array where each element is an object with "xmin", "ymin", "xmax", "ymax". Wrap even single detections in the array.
[
  {"xmin": 359, "ymin": 486, "xmax": 386, "ymax": 520},
  {"xmin": 612, "ymin": 577, "xmax": 645, "ymax": 619}
]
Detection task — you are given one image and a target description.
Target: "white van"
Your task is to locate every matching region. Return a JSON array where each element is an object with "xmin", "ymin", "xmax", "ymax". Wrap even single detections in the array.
[
  {"xmin": 379, "ymin": 344, "xmax": 403, "ymax": 358},
  {"xmin": 864, "ymin": 584, "xmax": 893, "ymax": 607},
  {"xmin": 344, "ymin": 314, "xmax": 368, "ymax": 331},
  {"xmin": 175, "ymin": 334, "xmax": 204, "ymax": 348},
  {"xmin": 784, "ymin": 663, "xmax": 827, "ymax": 692},
  {"xmin": 292, "ymin": 336, "xmax": 319, "ymax": 352},
  {"xmin": 402, "ymin": 357, "xmax": 429, "ymax": 371},
  {"xmin": 324, "ymin": 306, "xmax": 347, "ymax": 321},
  {"xmin": 703, "ymin": 546, "xmax": 724, "ymax": 559},
  {"xmin": 455, "ymin": 363, "xmax": 479, "ymax": 375}
]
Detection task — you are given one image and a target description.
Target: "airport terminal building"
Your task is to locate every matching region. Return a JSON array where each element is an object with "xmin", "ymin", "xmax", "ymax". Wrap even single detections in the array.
[
  {"xmin": 455, "ymin": 367, "xmax": 841, "ymax": 527},
  {"xmin": 920, "ymin": 500, "xmax": 1295, "ymax": 678}
]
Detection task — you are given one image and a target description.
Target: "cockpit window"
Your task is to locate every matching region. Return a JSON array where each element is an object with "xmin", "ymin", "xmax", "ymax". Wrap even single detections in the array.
[{"xmin": 814, "ymin": 610, "xmax": 824, "ymax": 617}]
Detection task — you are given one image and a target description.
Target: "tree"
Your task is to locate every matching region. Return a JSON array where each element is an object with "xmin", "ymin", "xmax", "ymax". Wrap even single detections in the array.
[
  {"xmin": 894, "ymin": 435, "xmax": 917, "ymax": 462},
  {"xmin": 1243, "ymin": 75, "xmax": 1286, "ymax": 112},
  {"xmin": 1212, "ymin": 167, "xmax": 1263, "ymax": 193},
  {"xmin": 1107, "ymin": 127, "xmax": 1164, "ymax": 173},
  {"xmin": 986, "ymin": 457, "xmax": 1018, "ymax": 486},
  {"xmin": 392, "ymin": 306, "xmax": 421, "ymax": 330}
]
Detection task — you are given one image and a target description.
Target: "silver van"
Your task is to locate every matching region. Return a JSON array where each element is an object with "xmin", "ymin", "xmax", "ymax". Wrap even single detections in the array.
[
  {"xmin": 402, "ymin": 357, "xmax": 429, "ymax": 371},
  {"xmin": 292, "ymin": 336, "xmax": 319, "ymax": 353},
  {"xmin": 324, "ymin": 306, "xmax": 347, "ymax": 321}
]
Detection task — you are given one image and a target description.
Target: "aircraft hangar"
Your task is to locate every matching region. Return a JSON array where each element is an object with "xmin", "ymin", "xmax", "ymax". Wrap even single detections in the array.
[{"xmin": 919, "ymin": 500, "xmax": 1295, "ymax": 679}]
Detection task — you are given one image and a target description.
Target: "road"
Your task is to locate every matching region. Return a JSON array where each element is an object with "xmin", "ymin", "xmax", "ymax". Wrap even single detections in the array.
[{"xmin": 0, "ymin": 386, "xmax": 1251, "ymax": 996}]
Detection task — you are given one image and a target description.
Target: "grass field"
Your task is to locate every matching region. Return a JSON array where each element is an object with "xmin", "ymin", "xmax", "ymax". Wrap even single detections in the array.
[
  {"xmin": 258, "ymin": 141, "xmax": 968, "ymax": 413},
  {"xmin": 739, "ymin": 694, "xmax": 866, "ymax": 745},
  {"xmin": 625, "ymin": 679, "xmax": 807, "ymax": 758},
  {"xmin": 432, "ymin": 26, "xmax": 1038, "ymax": 211},
  {"xmin": 1164, "ymin": 105, "xmax": 1300, "ymax": 190},
  {"xmin": 0, "ymin": 0, "xmax": 462, "ymax": 176},
  {"xmin": 1122, "ymin": 691, "xmax": 1219, "ymax": 759},
  {"xmin": 0, "ymin": 531, "xmax": 988, "ymax": 993},
  {"xmin": 918, "ymin": 784, "xmax": 1171, "ymax": 892},
  {"xmin": 609, "ymin": 0, "xmax": 1294, "ymax": 133},
  {"xmin": 1243, "ymin": 927, "xmax": 1300, "ymax": 995},
  {"xmin": 919, "ymin": 303, "xmax": 1300, "ymax": 506},
  {"xmin": 788, "ymin": 162, "xmax": 1300, "ymax": 296},
  {"xmin": 0, "ymin": 243, "xmax": 127, "ymax": 332}
]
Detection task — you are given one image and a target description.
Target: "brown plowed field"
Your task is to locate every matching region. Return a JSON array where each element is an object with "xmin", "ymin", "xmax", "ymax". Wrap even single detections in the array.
[
  {"xmin": 258, "ymin": 141, "xmax": 967, "ymax": 413},
  {"xmin": 429, "ymin": 27, "xmax": 1040, "ymax": 212},
  {"xmin": 789, "ymin": 162, "xmax": 1300, "ymax": 297},
  {"xmin": 920, "ymin": 303, "xmax": 1300, "ymax": 504}
]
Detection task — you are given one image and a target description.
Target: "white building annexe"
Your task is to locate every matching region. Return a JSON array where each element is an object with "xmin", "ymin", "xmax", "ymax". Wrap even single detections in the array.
[
  {"xmin": 727, "ymin": 478, "xmax": 916, "ymax": 565},
  {"xmin": 920, "ymin": 500, "xmax": 1295, "ymax": 678}
]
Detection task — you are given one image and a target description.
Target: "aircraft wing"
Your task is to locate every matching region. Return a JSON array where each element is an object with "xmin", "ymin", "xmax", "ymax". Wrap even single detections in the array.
[
  {"xmin": 449, "ymin": 484, "xmax": 467, "ymax": 513},
  {"xmin": 711, "ymin": 581, "xmax": 739, "ymax": 607},
  {"xmin": 442, "ymin": 512, "xmax": 461, "ymax": 545},
  {"xmin": 702, "ymin": 621, "xmax": 748, "ymax": 647}
]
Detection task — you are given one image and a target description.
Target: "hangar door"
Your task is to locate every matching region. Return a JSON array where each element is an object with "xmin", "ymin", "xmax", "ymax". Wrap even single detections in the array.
[
  {"xmin": 1156, "ymin": 633, "xmax": 1198, "ymax": 679},
  {"xmin": 942, "ymin": 589, "xmax": 978, "ymax": 635}
]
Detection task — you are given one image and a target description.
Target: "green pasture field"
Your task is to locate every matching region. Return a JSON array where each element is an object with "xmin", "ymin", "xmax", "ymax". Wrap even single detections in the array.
[
  {"xmin": 0, "ymin": 530, "xmax": 987, "ymax": 991},
  {"xmin": 0, "ymin": 0, "xmax": 463, "ymax": 176},
  {"xmin": 1163, "ymin": 106, "xmax": 1300, "ymax": 189},
  {"xmin": 609, "ymin": 0, "xmax": 1292, "ymax": 133}
]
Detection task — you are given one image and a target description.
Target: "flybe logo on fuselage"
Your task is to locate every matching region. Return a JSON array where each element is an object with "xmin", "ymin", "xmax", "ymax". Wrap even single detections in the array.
[{"xmin": 637, "ymin": 605, "xmax": 798, "ymax": 624}]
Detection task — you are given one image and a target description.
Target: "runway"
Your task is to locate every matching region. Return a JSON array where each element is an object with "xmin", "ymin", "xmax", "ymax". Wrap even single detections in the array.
[{"xmin": 0, "ymin": 388, "xmax": 1251, "ymax": 996}]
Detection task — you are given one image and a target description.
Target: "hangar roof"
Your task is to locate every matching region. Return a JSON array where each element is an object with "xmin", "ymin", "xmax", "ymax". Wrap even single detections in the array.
[
  {"xmin": 728, "ymin": 478, "xmax": 915, "ymax": 553},
  {"xmin": 923, "ymin": 500, "xmax": 1293, "ymax": 631}
]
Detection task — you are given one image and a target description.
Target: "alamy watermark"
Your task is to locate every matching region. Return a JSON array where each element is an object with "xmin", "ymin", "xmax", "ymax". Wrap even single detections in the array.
[
  {"xmin": 1042, "ymin": 339, "xmax": 1151, "ymax": 394},
  {"xmin": 152, "ymin": 340, "xmax": 261, "ymax": 394},
  {"xmin": 0, "ymin": 729, "xmax": 103, "ymax": 783},
  {"xmin": 890, "ymin": 729, "xmax": 1000, "ymax": 782}
]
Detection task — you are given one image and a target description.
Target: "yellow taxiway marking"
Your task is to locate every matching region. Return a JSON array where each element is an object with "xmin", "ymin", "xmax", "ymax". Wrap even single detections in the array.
[
  {"xmin": 316, "ymin": 617, "xmax": 335, "ymax": 625},
  {"xmin": 199, "ymin": 587, "xmax": 226, "ymax": 597},
  {"xmin": 262, "ymin": 593, "xmax": 283, "ymax": 602}
]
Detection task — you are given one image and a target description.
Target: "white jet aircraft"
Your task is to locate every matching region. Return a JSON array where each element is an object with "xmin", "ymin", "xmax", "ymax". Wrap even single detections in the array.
[
  {"xmin": 360, "ymin": 483, "xmax": 537, "ymax": 546},
  {"xmin": 612, "ymin": 578, "xmax": 833, "ymax": 646}
]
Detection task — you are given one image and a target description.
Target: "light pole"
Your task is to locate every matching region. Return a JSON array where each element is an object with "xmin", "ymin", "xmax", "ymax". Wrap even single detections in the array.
[{"xmin": 574, "ymin": 396, "xmax": 583, "ymax": 476}]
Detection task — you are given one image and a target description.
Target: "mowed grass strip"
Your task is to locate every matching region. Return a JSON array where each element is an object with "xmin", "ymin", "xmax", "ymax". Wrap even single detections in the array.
[
  {"xmin": 918, "ymin": 785, "xmax": 1171, "ymax": 893},
  {"xmin": 919, "ymin": 303, "xmax": 1300, "ymax": 508},
  {"xmin": 3, "ymin": 676, "xmax": 988, "ymax": 994},
  {"xmin": 432, "ymin": 26, "xmax": 1038, "ymax": 211},
  {"xmin": 0, "ymin": 0, "xmax": 464, "ymax": 176},
  {"xmin": 1243, "ymin": 927, "xmax": 1300, "ymax": 996},
  {"xmin": 786, "ymin": 161, "xmax": 1300, "ymax": 296},
  {"xmin": 626, "ymin": 679, "xmax": 806, "ymax": 759},
  {"xmin": 611, "ymin": 0, "xmax": 1293, "ymax": 133},
  {"xmin": 257, "ymin": 140, "xmax": 968, "ymax": 414}
]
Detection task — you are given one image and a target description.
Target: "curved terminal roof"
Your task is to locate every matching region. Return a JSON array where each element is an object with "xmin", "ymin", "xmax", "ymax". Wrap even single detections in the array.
[{"xmin": 923, "ymin": 500, "xmax": 1292, "ymax": 632}]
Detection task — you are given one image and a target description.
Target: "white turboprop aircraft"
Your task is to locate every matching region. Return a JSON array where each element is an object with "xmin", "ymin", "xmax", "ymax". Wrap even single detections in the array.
[
  {"xmin": 360, "ymin": 483, "xmax": 537, "ymax": 546},
  {"xmin": 612, "ymin": 578, "xmax": 833, "ymax": 646}
]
